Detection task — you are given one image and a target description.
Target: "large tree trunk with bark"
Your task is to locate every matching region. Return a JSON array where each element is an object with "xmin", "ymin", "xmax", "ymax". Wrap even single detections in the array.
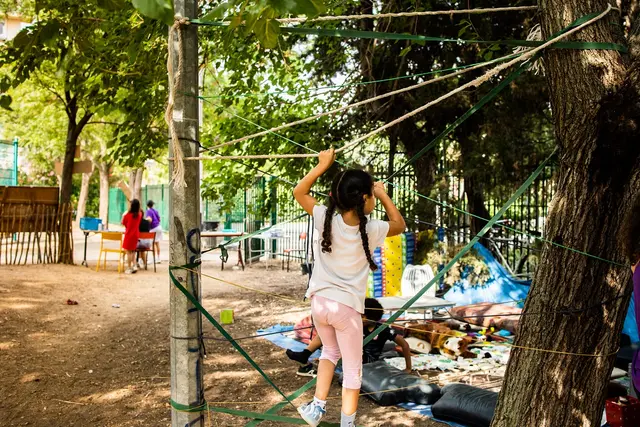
[
  {"xmin": 97, "ymin": 162, "xmax": 111, "ymax": 226},
  {"xmin": 58, "ymin": 95, "xmax": 92, "ymax": 264},
  {"xmin": 492, "ymin": 2, "xmax": 640, "ymax": 426}
]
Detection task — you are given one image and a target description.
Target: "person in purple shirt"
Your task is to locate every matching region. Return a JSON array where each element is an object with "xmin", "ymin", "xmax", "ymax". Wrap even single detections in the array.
[
  {"xmin": 623, "ymin": 197, "xmax": 640, "ymax": 396},
  {"xmin": 145, "ymin": 200, "xmax": 162, "ymax": 263}
]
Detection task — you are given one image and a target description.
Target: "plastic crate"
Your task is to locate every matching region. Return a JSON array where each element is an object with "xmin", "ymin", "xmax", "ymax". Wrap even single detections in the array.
[{"xmin": 80, "ymin": 217, "xmax": 102, "ymax": 231}]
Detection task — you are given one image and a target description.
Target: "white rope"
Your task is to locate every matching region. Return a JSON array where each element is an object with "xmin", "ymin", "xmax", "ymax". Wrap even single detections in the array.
[
  {"xmin": 176, "ymin": 153, "xmax": 318, "ymax": 161},
  {"xmin": 180, "ymin": 5, "xmax": 612, "ymax": 163},
  {"xmin": 276, "ymin": 6, "xmax": 538, "ymax": 24},
  {"xmin": 165, "ymin": 16, "xmax": 190, "ymax": 189},
  {"xmin": 206, "ymin": 54, "xmax": 519, "ymax": 152},
  {"xmin": 337, "ymin": 5, "xmax": 614, "ymax": 154}
]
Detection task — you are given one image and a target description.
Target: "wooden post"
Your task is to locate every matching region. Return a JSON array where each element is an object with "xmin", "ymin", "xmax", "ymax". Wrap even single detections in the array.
[{"xmin": 169, "ymin": 1, "xmax": 204, "ymax": 426}]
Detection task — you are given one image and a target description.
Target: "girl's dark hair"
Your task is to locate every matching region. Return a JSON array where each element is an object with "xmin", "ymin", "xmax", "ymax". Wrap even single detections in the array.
[
  {"xmin": 321, "ymin": 169, "xmax": 377, "ymax": 270},
  {"xmin": 364, "ymin": 298, "xmax": 384, "ymax": 322},
  {"xmin": 129, "ymin": 199, "xmax": 141, "ymax": 218},
  {"xmin": 147, "ymin": 200, "xmax": 154, "ymax": 208},
  {"xmin": 622, "ymin": 196, "xmax": 640, "ymax": 264}
]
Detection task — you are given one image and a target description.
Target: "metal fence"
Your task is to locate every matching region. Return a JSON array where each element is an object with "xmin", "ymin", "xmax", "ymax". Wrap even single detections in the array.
[
  {"xmin": 105, "ymin": 155, "xmax": 555, "ymax": 274},
  {"xmin": 108, "ymin": 185, "xmax": 170, "ymax": 231},
  {"xmin": 0, "ymin": 139, "xmax": 18, "ymax": 186}
]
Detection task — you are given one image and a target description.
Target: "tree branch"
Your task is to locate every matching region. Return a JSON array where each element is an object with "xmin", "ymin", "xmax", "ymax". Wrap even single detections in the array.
[{"xmin": 87, "ymin": 121, "xmax": 123, "ymax": 126}]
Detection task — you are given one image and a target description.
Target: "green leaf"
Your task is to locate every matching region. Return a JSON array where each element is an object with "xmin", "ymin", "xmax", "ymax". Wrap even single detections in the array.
[
  {"xmin": 0, "ymin": 94, "xmax": 13, "ymax": 111},
  {"xmin": 253, "ymin": 17, "xmax": 279, "ymax": 49},
  {"xmin": 201, "ymin": 1, "xmax": 235, "ymax": 21},
  {"xmin": 291, "ymin": 0, "xmax": 325, "ymax": 18},
  {"xmin": 97, "ymin": 0, "xmax": 127, "ymax": 10},
  {"xmin": 12, "ymin": 30, "xmax": 32, "ymax": 49},
  {"xmin": 39, "ymin": 21, "xmax": 61, "ymax": 47},
  {"xmin": 132, "ymin": 0, "xmax": 174, "ymax": 26},
  {"xmin": 399, "ymin": 45, "xmax": 412, "ymax": 57}
]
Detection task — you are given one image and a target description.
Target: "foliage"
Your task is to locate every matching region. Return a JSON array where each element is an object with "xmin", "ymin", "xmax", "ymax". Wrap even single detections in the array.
[
  {"xmin": 132, "ymin": 0, "xmax": 174, "ymax": 25},
  {"xmin": 201, "ymin": 0, "xmax": 324, "ymax": 48},
  {"xmin": 415, "ymin": 230, "xmax": 490, "ymax": 289},
  {"xmin": 0, "ymin": 0, "xmax": 168, "ymax": 168},
  {"xmin": 194, "ymin": 0, "xmax": 554, "ymax": 230}
]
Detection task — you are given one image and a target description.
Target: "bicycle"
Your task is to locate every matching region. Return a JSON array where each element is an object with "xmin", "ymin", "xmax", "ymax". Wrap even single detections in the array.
[{"xmin": 484, "ymin": 219, "xmax": 542, "ymax": 281}]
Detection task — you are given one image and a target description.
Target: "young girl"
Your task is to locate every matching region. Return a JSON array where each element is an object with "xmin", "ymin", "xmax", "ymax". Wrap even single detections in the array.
[
  {"xmin": 122, "ymin": 199, "xmax": 143, "ymax": 274},
  {"xmin": 293, "ymin": 148, "xmax": 405, "ymax": 427},
  {"xmin": 623, "ymin": 197, "xmax": 640, "ymax": 396}
]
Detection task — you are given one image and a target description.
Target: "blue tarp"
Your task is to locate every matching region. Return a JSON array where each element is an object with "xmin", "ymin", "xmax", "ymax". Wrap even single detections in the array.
[{"xmin": 444, "ymin": 243, "xmax": 639, "ymax": 343}]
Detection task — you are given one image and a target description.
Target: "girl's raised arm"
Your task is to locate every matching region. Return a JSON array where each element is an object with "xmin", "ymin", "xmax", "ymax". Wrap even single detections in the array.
[
  {"xmin": 373, "ymin": 182, "xmax": 406, "ymax": 236},
  {"xmin": 293, "ymin": 148, "xmax": 335, "ymax": 215}
]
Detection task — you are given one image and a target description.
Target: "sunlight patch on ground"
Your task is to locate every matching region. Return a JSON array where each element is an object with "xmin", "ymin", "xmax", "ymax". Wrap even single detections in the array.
[
  {"xmin": 0, "ymin": 301, "xmax": 36, "ymax": 310},
  {"xmin": 20, "ymin": 372, "xmax": 43, "ymax": 383},
  {"xmin": 0, "ymin": 341, "xmax": 17, "ymax": 350},
  {"xmin": 84, "ymin": 387, "xmax": 134, "ymax": 403}
]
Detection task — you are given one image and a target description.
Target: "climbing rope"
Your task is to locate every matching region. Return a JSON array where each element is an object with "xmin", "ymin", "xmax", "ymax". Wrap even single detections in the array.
[{"xmin": 275, "ymin": 6, "xmax": 539, "ymax": 24}]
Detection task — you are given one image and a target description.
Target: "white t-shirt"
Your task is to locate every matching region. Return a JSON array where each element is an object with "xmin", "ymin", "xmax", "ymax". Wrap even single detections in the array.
[{"xmin": 306, "ymin": 205, "xmax": 389, "ymax": 313}]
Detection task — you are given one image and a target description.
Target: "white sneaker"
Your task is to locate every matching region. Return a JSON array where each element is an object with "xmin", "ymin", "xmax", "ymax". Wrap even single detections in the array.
[
  {"xmin": 125, "ymin": 269, "xmax": 133, "ymax": 275},
  {"xmin": 297, "ymin": 402, "xmax": 325, "ymax": 427}
]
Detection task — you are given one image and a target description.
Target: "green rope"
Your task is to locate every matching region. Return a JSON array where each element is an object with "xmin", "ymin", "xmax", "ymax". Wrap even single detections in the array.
[
  {"xmin": 201, "ymin": 93, "xmax": 624, "ymax": 268},
  {"xmin": 204, "ymin": 213, "xmax": 308, "ymax": 261},
  {"xmin": 251, "ymin": 150, "xmax": 555, "ymax": 425},
  {"xmin": 191, "ymin": 14, "xmax": 627, "ymax": 53},
  {"xmin": 389, "ymin": 59, "xmax": 533, "ymax": 180},
  {"xmin": 211, "ymin": 406, "xmax": 342, "ymax": 425},
  {"xmin": 169, "ymin": 263, "xmax": 295, "ymax": 408},
  {"xmin": 244, "ymin": 378, "xmax": 316, "ymax": 427},
  {"xmin": 170, "ymin": 399, "xmax": 208, "ymax": 413},
  {"xmin": 365, "ymin": 150, "xmax": 555, "ymax": 346}
]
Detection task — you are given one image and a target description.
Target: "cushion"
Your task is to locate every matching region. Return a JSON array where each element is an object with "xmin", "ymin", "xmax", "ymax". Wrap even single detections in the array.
[
  {"xmin": 431, "ymin": 383, "xmax": 498, "ymax": 427},
  {"xmin": 341, "ymin": 361, "xmax": 441, "ymax": 406}
]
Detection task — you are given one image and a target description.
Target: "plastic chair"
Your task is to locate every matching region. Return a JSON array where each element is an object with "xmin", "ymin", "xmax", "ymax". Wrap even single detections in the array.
[
  {"xmin": 282, "ymin": 232, "xmax": 307, "ymax": 272},
  {"xmin": 96, "ymin": 232, "xmax": 125, "ymax": 273},
  {"xmin": 136, "ymin": 232, "xmax": 157, "ymax": 272},
  {"xmin": 401, "ymin": 264, "xmax": 436, "ymax": 298}
]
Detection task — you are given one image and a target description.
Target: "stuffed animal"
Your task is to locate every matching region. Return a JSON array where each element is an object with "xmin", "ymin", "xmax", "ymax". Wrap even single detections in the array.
[{"xmin": 405, "ymin": 322, "xmax": 477, "ymax": 360}]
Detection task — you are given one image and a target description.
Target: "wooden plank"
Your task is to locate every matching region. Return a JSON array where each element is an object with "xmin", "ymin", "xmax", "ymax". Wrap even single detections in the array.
[{"xmin": 54, "ymin": 160, "xmax": 93, "ymax": 176}]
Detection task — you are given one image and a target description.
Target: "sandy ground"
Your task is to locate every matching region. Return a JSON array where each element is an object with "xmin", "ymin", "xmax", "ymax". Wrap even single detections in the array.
[{"xmin": 0, "ymin": 253, "xmax": 445, "ymax": 427}]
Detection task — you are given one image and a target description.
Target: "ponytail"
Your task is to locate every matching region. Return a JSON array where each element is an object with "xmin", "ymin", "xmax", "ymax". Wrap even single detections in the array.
[
  {"xmin": 321, "ymin": 197, "xmax": 337, "ymax": 253},
  {"xmin": 356, "ymin": 198, "xmax": 378, "ymax": 271}
]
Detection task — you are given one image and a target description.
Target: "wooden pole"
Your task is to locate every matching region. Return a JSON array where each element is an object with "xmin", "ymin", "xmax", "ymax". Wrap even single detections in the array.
[{"xmin": 169, "ymin": 1, "xmax": 204, "ymax": 426}]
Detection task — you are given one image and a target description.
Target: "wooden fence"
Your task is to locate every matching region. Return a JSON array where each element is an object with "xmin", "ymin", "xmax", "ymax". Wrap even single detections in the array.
[{"xmin": 0, "ymin": 187, "xmax": 73, "ymax": 265}]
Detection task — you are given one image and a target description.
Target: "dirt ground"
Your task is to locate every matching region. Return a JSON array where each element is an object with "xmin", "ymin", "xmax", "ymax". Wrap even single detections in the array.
[{"xmin": 0, "ymin": 258, "xmax": 445, "ymax": 427}]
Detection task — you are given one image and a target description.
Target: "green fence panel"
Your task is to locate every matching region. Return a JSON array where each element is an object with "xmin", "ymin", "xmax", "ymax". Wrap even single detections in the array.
[{"xmin": 0, "ymin": 139, "xmax": 18, "ymax": 186}]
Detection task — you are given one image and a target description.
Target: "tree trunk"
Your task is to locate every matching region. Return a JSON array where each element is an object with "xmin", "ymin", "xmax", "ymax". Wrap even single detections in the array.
[
  {"xmin": 458, "ymin": 135, "xmax": 491, "ymax": 236},
  {"xmin": 129, "ymin": 168, "xmax": 144, "ymax": 201},
  {"xmin": 97, "ymin": 162, "xmax": 111, "ymax": 226},
  {"xmin": 387, "ymin": 132, "xmax": 398, "ymax": 206},
  {"xmin": 492, "ymin": 2, "xmax": 640, "ymax": 426},
  {"xmin": 75, "ymin": 169, "xmax": 93, "ymax": 224},
  {"xmin": 408, "ymin": 147, "xmax": 438, "ymax": 228}
]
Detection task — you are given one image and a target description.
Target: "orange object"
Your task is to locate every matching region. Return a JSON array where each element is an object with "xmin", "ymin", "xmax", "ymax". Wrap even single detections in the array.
[{"xmin": 605, "ymin": 396, "xmax": 640, "ymax": 427}]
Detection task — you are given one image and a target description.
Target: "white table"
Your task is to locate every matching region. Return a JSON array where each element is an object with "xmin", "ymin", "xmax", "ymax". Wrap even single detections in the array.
[
  {"xmin": 248, "ymin": 234, "xmax": 290, "ymax": 270},
  {"xmin": 377, "ymin": 295, "xmax": 455, "ymax": 320}
]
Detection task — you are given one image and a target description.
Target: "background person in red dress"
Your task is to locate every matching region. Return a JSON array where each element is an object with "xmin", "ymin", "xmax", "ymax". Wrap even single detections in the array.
[{"xmin": 122, "ymin": 199, "xmax": 143, "ymax": 274}]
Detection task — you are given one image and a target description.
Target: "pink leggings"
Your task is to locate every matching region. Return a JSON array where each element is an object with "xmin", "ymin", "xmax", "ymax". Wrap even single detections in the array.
[{"xmin": 311, "ymin": 296, "xmax": 363, "ymax": 389}]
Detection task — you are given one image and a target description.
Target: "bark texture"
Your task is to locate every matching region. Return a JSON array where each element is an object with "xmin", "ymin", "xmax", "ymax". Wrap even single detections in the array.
[
  {"xmin": 75, "ymin": 169, "xmax": 93, "ymax": 223},
  {"xmin": 492, "ymin": 1, "xmax": 640, "ymax": 426},
  {"xmin": 97, "ymin": 162, "xmax": 111, "ymax": 226}
]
